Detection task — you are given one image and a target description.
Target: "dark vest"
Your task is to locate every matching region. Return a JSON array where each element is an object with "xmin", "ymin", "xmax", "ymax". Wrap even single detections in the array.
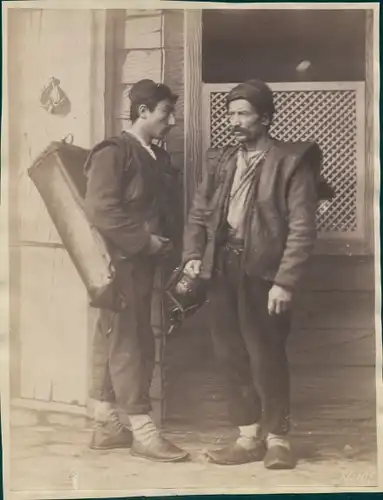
[{"xmin": 196, "ymin": 138, "xmax": 328, "ymax": 285}]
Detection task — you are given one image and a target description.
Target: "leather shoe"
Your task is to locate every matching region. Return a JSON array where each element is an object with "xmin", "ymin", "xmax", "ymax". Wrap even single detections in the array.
[
  {"xmin": 206, "ymin": 441, "xmax": 266, "ymax": 465},
  {"xmin": 264, "ymin": 443, "xmax": 296, "ymax": 469},
  {"xmin": 131, "ymin": 434, "xmax": 189, "ymax": 462},
  {"xmin": 90, "ymin": 422, "xmax": 133, "ymax": 450}
]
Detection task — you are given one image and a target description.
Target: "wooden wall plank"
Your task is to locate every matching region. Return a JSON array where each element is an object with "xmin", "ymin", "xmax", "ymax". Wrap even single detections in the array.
[
  {"xmin": 104, "ymin": 11, "xmax": 120, "ymax": 138},
  {"xmin": 164, "ymin": 315, "xmax": 376, "ymax": 371},
  {"xmin": 164, "ymin": 365, "xmax": 376, "ymax": 428},
  {"xmin": 114, "ymin": 84, "xmax": 133, "ymax": 120},
  {"xmin": 117, "ymin": 49, "xmax": 163, "ymax": 84},
  {"xmin": 287, "ymin": 328, "xmax": 375, "ymax": 367},
  {"xmin": 125, "ymin": 9, "xmax": 162, "ymax": 18},
  {"xmin": 19, "ymin": 247, "xmax": 88, "ymax": 405},
  {"xmin": 116, "ymin": 15, "xmax": 162, "ymax": 49},
  {"xmin": 163, "ymin": 10, "xmax": 184, "ymax": 49},
  {"xmin": 163, "ymin": 14, "xmax": 185, "ymax": 166},
  {"xmin": 111, "ymin": 11, "xmax": 166, "ymax": 139},
  {"xmin": 163, "ymin": 11, "xmax": 184, "ymax": 176},
  {"xmin": 300, "ymin": 255, "xmax": 374, "ymax": 291},
  {"xmin": 49, "ymin": 250, "xmax": 88, "ymax": 405},
  {"xmin": 19, "ymin": 247, "xmax": 55, "ymax": 400},
  {"xmin": 90, "ymin": 9, "xmax": 108, "ymax": 146},
  {"xmin": 293, "ymin": 291, "xmax": 374, "ymax": 330},
  {"xmin": 290, "ymin": 365, "xmax": 376, "ymax": 419},
  {"xmin": 166, "ymin": 120, "xmax": 184, "ymax": 155},
  {"xmin": 184, "ymin": 10, "xmax": 202, "ymax": 212},
  {"xmin": 164, "ymin": 49, "xmax": 184, "ymax": 88}
]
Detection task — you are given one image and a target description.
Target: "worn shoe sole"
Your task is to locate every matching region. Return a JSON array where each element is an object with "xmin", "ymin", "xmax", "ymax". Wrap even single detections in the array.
[
  {"xmin": 265, "ymin": 461, "xmax": 296, "ymax": 470},
  {"xmin": 206, "ymin": 452, "xmax": 265, "ymax": 465},
  {"xmin": 89, "ymin": 442, "xmax": 132, "ymax": 450},
  {"xmin": 205, "ymin": 443, "xmax": 266, "ymax": 465},
  {"xmin": 263, "ymin": 446, "xmax": 297, "ymax": 470},
  {"xmin": 264, "ymin": 458, "xmax": 297, "ymax": 470},
  {"xmin": 130, "ymin": 448, "xmax": 189, "ymax": 462}
]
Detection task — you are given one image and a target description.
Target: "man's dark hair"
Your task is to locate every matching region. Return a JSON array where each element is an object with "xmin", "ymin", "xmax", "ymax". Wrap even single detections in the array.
[
  {"xmin": 226, "ymin": 79, "xmax": 275, "ymax": 124},
  {"xmin": 129, "ymin": 79, "xmax": 178, "ymax": 123}
]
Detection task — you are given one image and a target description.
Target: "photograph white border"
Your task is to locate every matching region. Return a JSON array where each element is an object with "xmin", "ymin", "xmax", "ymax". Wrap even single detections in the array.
[{"xmin": 1, "ymin": 1, "xmax": 381, "ymax": 498}]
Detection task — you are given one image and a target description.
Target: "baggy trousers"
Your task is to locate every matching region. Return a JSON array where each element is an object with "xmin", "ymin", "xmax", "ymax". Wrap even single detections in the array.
[
  {"xmin": 209, "ymin": 244, "xmax": 291, "ymax": 435},
  {"xmin": 90, "ymin": 256, "xmax": 156, "ymax": 421}
]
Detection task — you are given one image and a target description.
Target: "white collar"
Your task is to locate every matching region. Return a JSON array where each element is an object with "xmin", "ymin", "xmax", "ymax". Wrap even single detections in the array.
[{"xmin": 125, "ymin": 129, "xmax": 157, "ymax": 160}]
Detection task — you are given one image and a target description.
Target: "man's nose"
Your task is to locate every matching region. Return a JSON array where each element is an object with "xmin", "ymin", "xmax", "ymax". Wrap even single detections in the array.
[
  {"xmin": 230, "ymin": 114, "xmax": 240, "ymax": 127},
  {"xmin": 168, "ymin": 113, "xmax": 176, "ymax": 126}
]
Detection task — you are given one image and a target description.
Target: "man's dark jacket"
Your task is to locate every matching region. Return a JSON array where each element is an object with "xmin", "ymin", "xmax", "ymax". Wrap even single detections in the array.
[
  {"xmin": 182, "ymin": 138, "xmax": 323, "ymax": 291},
  {"xmin": 83, "ymin": 132, "xmax": 179, "ymax": 259}
]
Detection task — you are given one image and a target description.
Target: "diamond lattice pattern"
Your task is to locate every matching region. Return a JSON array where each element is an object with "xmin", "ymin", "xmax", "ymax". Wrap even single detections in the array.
[{"xmin": 209, "ymin": 90, "xmax": 358, "ymax": 232}]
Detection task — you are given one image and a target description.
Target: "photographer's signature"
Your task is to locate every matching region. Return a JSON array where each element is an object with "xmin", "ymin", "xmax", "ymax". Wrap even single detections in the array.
[{"xmin": 340, "ymin": 470, "xmax": 376, "ymax": 486}]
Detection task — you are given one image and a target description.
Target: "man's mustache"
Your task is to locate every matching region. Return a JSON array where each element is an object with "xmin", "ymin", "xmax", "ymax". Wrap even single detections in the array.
[{"xmin": 232, "ymin": 126, "xmax": 249, "ymax": 135}]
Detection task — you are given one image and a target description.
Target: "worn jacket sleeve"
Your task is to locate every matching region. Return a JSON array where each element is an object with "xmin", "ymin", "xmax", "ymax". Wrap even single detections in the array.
[
  {"xmin": 273, "ymin": 163, "xmax": 318, "ymax": 290},
  {"xmin": 84, "ymin": 144, "xmax": 151, "ymax": 256},
  {"xmin": 182, "ymin": 161, "xmax": 216, "ymax": 263}
]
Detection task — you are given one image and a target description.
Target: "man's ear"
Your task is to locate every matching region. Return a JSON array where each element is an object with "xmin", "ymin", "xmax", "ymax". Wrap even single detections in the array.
[
  {"xmin": 261, "ymin": 114, "xmax": 271, "ymax": 127},
  {"xmin": 138, "ymin": 104, "xmax": 148, "ymax": 119}
]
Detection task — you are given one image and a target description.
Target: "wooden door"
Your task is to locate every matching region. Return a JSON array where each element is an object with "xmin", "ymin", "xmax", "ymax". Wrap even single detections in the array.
[{"xmin": 8, "ymin": 9, "xmax": 94, "ymax": 408}]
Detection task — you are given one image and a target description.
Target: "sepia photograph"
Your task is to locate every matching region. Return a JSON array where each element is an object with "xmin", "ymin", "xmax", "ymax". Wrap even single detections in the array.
[{"xmin": 1, "ymin": 1, "xmax": 382, "ymax": 497}]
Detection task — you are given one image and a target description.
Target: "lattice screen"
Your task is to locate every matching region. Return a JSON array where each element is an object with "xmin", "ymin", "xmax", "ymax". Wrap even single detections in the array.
[{"xmin": 208, "ymin": 88, "xmax": 361, "ymax": 233}]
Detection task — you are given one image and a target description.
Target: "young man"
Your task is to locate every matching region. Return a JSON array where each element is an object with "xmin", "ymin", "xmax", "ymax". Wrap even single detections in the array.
[
  {"xmin": 84, "ymin": 79, "xmax": 188, "ymax": 462},
  {"xmin": 182, "ymin": 79, "xmax": 322, "ymax": 469}
]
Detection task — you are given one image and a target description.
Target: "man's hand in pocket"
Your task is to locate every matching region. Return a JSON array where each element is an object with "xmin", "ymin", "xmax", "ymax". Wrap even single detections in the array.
[{"xmin": 147, "ymin": 234, "xmax": 173, "ymax": 258}]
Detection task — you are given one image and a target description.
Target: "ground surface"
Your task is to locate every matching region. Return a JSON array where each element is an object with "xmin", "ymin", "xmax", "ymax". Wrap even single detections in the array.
[{"xmin": 9, "ymin": 406, "xmax": 378, "ymax": 497}]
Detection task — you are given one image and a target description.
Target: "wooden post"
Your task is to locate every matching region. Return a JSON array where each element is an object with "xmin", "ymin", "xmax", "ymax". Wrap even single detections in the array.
[
  {"xmin": 184, "ymin": 10, "xmax": 202, "ymax": 215},
  {"xmin": 163, "ymin": 9, "xmax": 185, "ymax": 173},
  {"xmin": 364, "ymin": 9, "xmax": 377, "ymax": 254}
]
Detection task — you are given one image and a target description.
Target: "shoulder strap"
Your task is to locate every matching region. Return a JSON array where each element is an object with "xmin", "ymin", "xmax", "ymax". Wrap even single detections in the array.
[{"xmin": 84, "ymin": 134, "xmax": 133, "ymax": 176}]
